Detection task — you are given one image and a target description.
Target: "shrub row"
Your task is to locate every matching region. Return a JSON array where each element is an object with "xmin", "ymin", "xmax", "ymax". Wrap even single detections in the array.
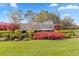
[
  {"xmin": 0, "ymin": 30, "xmax": 31, "ymax": 41},
  {"xmin": 33, "ymin": 32, "xmax": 65, "ymax": 40},
  {"xmin": 0, "ymin": 30, "xmax": 73, "ymax": 41}
]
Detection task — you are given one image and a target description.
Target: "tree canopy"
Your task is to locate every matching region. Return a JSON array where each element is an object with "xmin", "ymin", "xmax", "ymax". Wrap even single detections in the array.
[{"xmin": 7, "ymin": 9, "xmax": 24, "ymax": 23}]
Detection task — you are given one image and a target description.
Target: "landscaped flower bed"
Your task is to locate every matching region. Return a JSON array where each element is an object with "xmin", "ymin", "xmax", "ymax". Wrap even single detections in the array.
[
  {"xmin": 0, "ymin": 29, "xmax": 76, "ymax": 41},
  {"xmin": 0, "ymin": 30, "xmax": 66, "ymax": 41}
]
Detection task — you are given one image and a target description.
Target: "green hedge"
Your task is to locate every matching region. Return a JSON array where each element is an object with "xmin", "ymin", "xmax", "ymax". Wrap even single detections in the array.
[
  {"xmin": 54, "ymin": 30, "xmax": 76, "ymax": 38},
  {"xmin": 0, "ymin": 30, "xmax": 30, "ymax": 41}
]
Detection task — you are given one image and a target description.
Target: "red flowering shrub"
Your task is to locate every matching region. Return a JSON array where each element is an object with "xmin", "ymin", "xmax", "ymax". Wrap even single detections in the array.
[
  {"xmin": 33, "ymin": 32, "xmax": 65, "ymax": 40},
  {"xmin": 0, "ymin": 23, "xmax": 20, "ymax": 30},
  {"xmin": 33, "ymin": 32, "xmax": 47, "ymax": 39},
  {"xmin": 54, "ymin": 24, "xmax": 60, "ymax": 30},
  {"xmin": 49, "ymin": 32, "xmax": 65, "ymax": 39}
]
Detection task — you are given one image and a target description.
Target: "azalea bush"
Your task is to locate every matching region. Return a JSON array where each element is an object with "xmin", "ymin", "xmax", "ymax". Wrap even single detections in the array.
[
  {"xmin": 0, "ymin": 23, "xmax": 20, "ymax": 30},
  {"xmin": 54, "ymin": 24, "xmax": 60, "ymax": 30},
  {"xmin": 33, "ymin": 32, "xmax": 65, "ymax": 40},
  {"xmin": 33, "ymin": 32, "xmax": 47, "ymax": 39}
]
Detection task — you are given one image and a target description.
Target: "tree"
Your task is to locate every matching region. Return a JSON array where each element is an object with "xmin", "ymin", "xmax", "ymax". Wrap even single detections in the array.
[
  {"xmin": 60, "ymin": 16, "xmax": 74, "ymax": 29},
  {"xmin": 34, "ymin": 10, "xmax": 49, "ymax": 23},
  {"xmin": 48, "ymin": 13, "xmax": 60, "ymax": 24},
  {"xmin": 24, "ymin": 10, "xmax": 34, "ymax": 23},
  {"xmin": 7, "ymin": 9, "xmax": 24, "ymax": 24}
]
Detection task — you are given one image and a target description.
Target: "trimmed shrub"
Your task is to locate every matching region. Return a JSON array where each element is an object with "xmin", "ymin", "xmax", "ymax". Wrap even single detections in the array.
[
  {"xmin": 14, "ymin": 30, "xmax": 22, "ymax": 34},
  {"xmin": 33, "ymin": 32, "xmax": 47, "ymax": 39},
  {"xmin": 27, "ymin": 30, "xmax": 35, "ymax": 38},
  {"xmin": 0, "ymin": 37, "xmax": 9, "ymax": 41},
  {"xmin": 0, "ymin": 23, "xmax": 20, "ymax": 30},
  {"xmin": 23, "ymin": 38, "xmax": 31, "ymax": 41},
  {"xmin": 54, "ymin": 30, "xmax": 70, "ymax": 38},
  {"xmin": 47, "ymin": 32, "xmax": 65, "ymax": 39},
  {"xmin": 65, "ymin": 33, "xmax": 71, "ymax": 38},
  {"xmin": 33, "ymin": 32, "xmax": 65, "ymax": 40},
  {"xmin": 54, "ymin": 24, "xmax": 60, "ymax": 30},
  {"xmin": 1, "ymin": 33, "xmax": 9, "ymax": 37},
  {"xmin": 14, "ymin": 30, "xmax": 29, "ymax": 41},
  {"xmin": 0, "ymin": 30, "xmax": 29, "ymax": 41},
  {"xmin": 14, "ymin": 30, "xmax": 22, "ymax": 40},
  {"xmin": 54, "ymin": 30, "xmax": 75, "ymax": 38},
  {"xmin": 0, "ymin": 30, "xmax": 13, "ymax": 41},
  {"xmin": 54, "ymin": 30, "xmax": 70, "ymax": 33},
  {"xmin": 21, "ymin": 33, "xmax": 28, "ymax": 39}
]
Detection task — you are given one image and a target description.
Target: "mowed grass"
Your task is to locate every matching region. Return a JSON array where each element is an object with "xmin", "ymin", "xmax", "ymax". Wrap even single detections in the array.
[{"xmin": 0, "ymin": 38, "xmax": 79, "ymax": 56}]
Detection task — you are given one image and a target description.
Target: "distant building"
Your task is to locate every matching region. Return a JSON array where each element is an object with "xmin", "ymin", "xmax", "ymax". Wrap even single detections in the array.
[{"xmin": 20, "ymin": 20, "xmax": 54, "ymax": 30}]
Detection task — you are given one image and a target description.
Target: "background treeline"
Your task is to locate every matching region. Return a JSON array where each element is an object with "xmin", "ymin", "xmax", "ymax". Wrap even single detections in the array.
[{"xmin": 7, "ymin": 9, "xmax": 79, "ymax": 30}]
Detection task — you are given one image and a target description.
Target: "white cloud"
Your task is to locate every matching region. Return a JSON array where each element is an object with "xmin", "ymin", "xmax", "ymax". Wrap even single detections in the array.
[
  {"xmin": 63, "ymin": 14, "xmax": 70, "ymax": 17},
  {"xmin": 10, "ymin": 3, "xmax": 18, "ymax": 8},
  {"xmin": 50, "ymin": 3, "xmax": 58, "ymax": 7},
  {"xmin": 58, "ymin": 5, "xmax": 79, "ymax": 10}
]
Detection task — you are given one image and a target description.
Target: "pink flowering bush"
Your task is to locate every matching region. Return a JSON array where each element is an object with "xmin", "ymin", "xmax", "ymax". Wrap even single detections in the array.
[
  {"xmin": 32, "ymin": 32, "xmax": 47, "ymax": 39},
  {"xmin": 33, "ymin": 32, "xmax": 65, "ymax": 40},
  {"xmin": 54, "ymin": 24, "xmax": 60, "ymax": 30},
  {"xmin": 0, "ymin": 23, "xmax": 20, "ymax": 30}
]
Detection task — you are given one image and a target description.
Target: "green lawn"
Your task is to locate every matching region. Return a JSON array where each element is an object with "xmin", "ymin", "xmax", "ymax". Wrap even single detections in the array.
[{"xmin": 0, "ymin": 38, "xmax": 79, "ymax": 56}]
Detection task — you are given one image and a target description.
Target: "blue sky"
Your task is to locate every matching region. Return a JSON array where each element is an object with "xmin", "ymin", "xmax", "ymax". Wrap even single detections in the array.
[{"xmin": 0, "ymin": 3, "xmax": 79, "ymax": 25}]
